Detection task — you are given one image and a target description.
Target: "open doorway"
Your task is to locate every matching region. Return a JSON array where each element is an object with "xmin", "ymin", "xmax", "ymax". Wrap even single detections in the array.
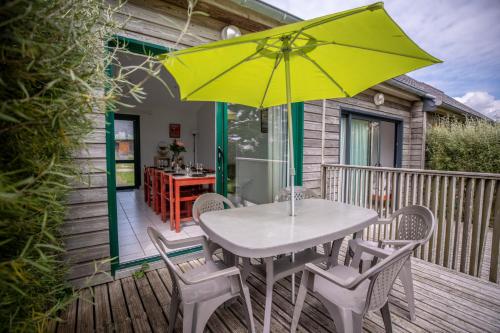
[{"xmin": 112, "ymin": 44, "xmax": 216, "ymax": 264}]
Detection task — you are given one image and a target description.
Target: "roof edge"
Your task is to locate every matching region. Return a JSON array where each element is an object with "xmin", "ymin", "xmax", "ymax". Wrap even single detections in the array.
[{"xmin": 228, "ymin": 0, "xmax": 302, "ymax": 24}]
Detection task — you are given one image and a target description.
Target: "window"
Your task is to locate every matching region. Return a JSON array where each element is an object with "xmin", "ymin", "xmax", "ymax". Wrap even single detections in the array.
[{"xmin": 340, "ymin": 111, "xmax": 401, "ymax": 167}]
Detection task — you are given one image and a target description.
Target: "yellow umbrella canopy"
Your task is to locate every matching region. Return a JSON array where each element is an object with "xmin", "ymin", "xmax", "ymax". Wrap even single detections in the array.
[
  {"xmin": 161, "ymin": 2, "xmax": 441, "ymax": 109},
  {"xmin": 161, "ymin": 2, "xmax": 441, "ymax": 216}
]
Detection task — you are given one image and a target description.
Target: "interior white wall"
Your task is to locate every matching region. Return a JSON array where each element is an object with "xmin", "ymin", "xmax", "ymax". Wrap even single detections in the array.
[
  {"xmin": 196, "ymin": 104, "xmax": 216, "ymax": 169},
  {"xmin": 115, "ymin": 52, "xmax": 216, "ymax": 185}
]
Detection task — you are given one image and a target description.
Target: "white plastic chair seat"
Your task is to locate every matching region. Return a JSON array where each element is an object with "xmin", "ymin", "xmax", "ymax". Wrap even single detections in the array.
[
  {"xmin": 180, "ymin": 261, "xmax": 237, "ymax": 303},
  {"xmin": 313, "ymin": 265, "xmax": 370, "ymax": 314}
]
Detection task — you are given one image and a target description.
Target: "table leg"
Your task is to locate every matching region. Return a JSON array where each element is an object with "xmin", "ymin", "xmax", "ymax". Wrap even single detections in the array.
[
  {"xmin": 263, "ymin": 257, "xmax": 274, "ymax": 333},
  {"xmin": 175, "ymin": 183, "xmax": 181, "ymax": 233}
]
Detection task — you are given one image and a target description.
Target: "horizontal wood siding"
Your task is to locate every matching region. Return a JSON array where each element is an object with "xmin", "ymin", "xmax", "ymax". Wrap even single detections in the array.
[
  {"xmin": 302, "ymin": 88, "xmax": 422, "ymax": 191},
  {"xmin": 65, "ymin": 100, "xmax": 111, "ymax": 285},
  {"xmin": 64, "ymin": 0, "xmax": 279, "ymax": 286}
]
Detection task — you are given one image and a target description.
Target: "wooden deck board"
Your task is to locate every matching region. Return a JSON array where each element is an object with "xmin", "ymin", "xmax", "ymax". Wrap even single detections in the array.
[{"xmin": 55, "ymin": 253, "xmax": 500, "ymax": 333}]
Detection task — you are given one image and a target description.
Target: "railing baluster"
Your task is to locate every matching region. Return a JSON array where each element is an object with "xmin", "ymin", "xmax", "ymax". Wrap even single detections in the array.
[
  {"xmin": 461, "ymin": 178, "xmax": 475, "ymax": 273},
  {"xmin": 470, "ymin": 179, "xmax": 485, "ymax": 276},
  {"xmin": 444, "ymin": 176, "xmax": 456, "ymax": 268},
  {"xmin": 452, "ymin": 177, "xmax": 466, "ymax": 270},
  {"xmin": 428, "ymin": 175, "xmax": 440, "ymax": 263},
  {"xmin": 478, "ymin": 179, "xmax": 495, "ymax": 278},
  {"xmin": 436, "ymin": 176, "xmax": 448, "ymax": 266},
  {"xmin": 489, "ymin": 181, "xmax": 500, "ymax": 283}
]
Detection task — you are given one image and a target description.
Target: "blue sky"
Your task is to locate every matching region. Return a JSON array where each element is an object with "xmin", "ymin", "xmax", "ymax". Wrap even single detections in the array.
[{"xmin": 262, "ymin": 0, "xmax": 500, "ymax": 119}]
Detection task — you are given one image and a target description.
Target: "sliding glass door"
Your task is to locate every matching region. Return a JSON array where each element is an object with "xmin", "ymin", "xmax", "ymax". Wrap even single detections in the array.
[
  {"xmin": 114, "ymin": 114, "xmax": 141, "ymax": 189},
  {"xmin": 216, "ymin": 103, "xmax": 303, "ymax": 205},
  {"xmin": 340, "ymin": 112, "xmax": 400, "ymax": 167}
]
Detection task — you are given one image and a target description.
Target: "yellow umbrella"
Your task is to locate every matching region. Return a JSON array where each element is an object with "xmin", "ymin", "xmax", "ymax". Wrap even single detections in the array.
[{"xmin": 161, "ymin": 1, "xmax": 441, "ymax": 215}]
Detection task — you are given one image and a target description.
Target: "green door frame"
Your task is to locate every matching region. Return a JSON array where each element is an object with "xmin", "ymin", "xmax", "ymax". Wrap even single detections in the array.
[
  {"xmin": 106, "ymin": 36, "xmax": 304, "ymax": 274},
  {"xmin": 216, "ymin": 102, "xmax": 304, "ymax": 196},
  {"xmin": 106, "ymin": 36, "xmax": 205, "ymax": 274}
]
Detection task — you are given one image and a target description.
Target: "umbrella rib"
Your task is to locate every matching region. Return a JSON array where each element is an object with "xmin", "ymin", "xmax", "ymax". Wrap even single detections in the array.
[
  {"xmin": 291, "ymin": 40, "xmax": 440, "ymax": 63},
  {"xmin": 299, "ymin": 3, "xmax": 383, "ymax": 33},
  {"xmin": 297, "ymin": 52, "xmax": 350, "ymax": 97},
  {"xmin": 258, "ymin": 53, "xmax": 283, "ymax": 109},
  {"xmin": 182, "ymin": 49, "xmax": 263, "ymax": 100}
]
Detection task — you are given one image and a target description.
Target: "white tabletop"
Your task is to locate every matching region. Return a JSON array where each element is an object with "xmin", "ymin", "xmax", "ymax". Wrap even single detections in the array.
[{"xmin": 200, "ymin": 198, "xmax": 378, "ymax": 258}]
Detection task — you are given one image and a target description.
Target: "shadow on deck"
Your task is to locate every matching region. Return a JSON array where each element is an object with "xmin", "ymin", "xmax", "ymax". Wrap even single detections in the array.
[{"xmin": 55, "ymin": 250, "xmax": 500, "ymax": 333}]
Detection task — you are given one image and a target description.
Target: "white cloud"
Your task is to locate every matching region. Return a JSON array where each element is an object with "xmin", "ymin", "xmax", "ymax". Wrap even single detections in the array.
[{"xmin": 455, "ymin": 92, "xmax": 500, "ymax": 120}]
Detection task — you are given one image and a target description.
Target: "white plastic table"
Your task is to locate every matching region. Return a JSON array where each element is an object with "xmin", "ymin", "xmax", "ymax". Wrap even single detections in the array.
[{"xmin": 200, "ymin": 198, "xmax": 378, "ymax": 333}]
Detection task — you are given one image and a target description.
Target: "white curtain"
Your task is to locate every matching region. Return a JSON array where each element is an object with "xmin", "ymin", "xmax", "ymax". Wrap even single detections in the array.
[{"xmin": 268, "ymin": 105, "xmax": 288, "ymax": 201}]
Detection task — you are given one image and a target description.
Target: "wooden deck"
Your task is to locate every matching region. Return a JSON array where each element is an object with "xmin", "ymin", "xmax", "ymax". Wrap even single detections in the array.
[{"xmin": 55, "ymin": 251, "xmax": 500, "ymax": 333}]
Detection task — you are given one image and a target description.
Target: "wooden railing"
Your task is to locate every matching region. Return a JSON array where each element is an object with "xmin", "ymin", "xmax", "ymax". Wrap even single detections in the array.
[{"xmin": 320, "ymin": 164, "xmax": 500, "ymax": 284}]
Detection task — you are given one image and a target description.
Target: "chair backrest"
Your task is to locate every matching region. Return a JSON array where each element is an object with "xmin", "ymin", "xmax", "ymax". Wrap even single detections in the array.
[
  {"xmin": 192, "ymin": 193, "xmax": 235, "ymax": 223},
  {"xmin": 392, "ymin": 205, "xmax": 435, "ymax": 244},
  {"xmin": 274, "ymin": 186, "xmax": 318, "ymax": 202},
  {"xmin": 147, "ymin": 227, "xmax": 182, "ymax": 293},
  {"xmin": 363, "ymin": 242, "xmax": 416, "ymax": 313}
]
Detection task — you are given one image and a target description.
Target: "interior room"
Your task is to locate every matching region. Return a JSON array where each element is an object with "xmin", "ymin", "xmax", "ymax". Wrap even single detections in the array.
[{"xmin": 114, "ymin": 51, "xmax": 216, "ymax": 263}]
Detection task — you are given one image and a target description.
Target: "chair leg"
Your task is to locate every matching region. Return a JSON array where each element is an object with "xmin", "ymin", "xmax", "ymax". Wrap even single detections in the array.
[
  {"xmin": 182, "ymin": 302, "xmax": 195, "ymax": 333},
  {"xmin": 380, "ymin": 301, "xmax": 393, "ymax": 333},
  {"xmin": 290, "ymin": 270, "xmax": 310, "ymax": 333},
  {"xmin": 262, "ymin": 257, "xmax": 274, "ymax": 333},
  {"xmin": 323, "ymin": 304, "xmax": 363, "ymax": 333},
  {"xmin": 400, "ymin": 259, "xmax": 416, "ymax": 321},
  {"xmin": 239, "ymin": 280, "xmax": 256, "ymax": 333},
  {"xmin": 168, "ymin": 290, "xmax": 180, "ymax": 333}
]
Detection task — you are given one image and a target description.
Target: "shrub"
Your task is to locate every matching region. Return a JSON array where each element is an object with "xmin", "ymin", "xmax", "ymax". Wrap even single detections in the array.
[
  {"xmin": 426, "ymin": 118, "xmax": 500, "ymax": 173},
  {"xmin": 0, "ymin": 0, "xmax": 124, "ymax": 331}
]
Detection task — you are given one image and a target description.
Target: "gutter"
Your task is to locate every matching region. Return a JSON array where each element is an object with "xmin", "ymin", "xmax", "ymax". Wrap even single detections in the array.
[
  {"xmin": 388, "ymin": 78, "xmax": 438, "ymax": 112},
  {"xmin": 229, "ymin": 0, "xmax": 302, "ymax": 24}
]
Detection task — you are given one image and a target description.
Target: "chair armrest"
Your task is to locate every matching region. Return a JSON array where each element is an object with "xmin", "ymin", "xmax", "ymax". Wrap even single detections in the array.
[
  {"xmin": 380, "ymin": 239, "xmax": 413, "ymax": 248},
  {"xmin": 304, "ymin": 263, "xmax": 354, "ymax": 289},
  {"xmin": 376, "ymin": 218, "xmax": 393, "ymax": 224},
  {"xmin": 182, "ymin": 266, "xmax": 241, "ymax": 285},
  {"xmin": 165, "ymin": 235, "xmax": 207, "ymax": 249},
  {"xmin": 355, "ymin": 242, "xmax": 391, "ymax": 259}
]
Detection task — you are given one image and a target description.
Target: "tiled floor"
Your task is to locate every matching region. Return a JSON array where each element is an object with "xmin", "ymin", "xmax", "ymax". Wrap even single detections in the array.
[{"xmin": 117, "ymin": 190, "xmax": 204, "ymax": 263}]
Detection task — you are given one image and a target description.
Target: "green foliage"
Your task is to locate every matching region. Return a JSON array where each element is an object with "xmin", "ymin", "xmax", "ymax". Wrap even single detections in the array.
[
  {"xmin": 426, "ymin": 118, "xmax": 500, "ymax": 173},
  {"xmin": 0, "ymin": 0, "xmax": 120, "ymax": 331},
  {"xmin": 132, "ymin": 263, "xmax": 151, "ymax": 280}
]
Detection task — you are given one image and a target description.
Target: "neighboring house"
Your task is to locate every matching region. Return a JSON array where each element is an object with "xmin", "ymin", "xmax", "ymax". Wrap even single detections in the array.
[{"xmin": 63, "ymin": 0, "xmax": 490, "ymax": 286}]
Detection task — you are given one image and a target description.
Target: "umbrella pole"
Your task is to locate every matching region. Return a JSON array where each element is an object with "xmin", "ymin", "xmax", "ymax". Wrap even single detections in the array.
[{"xmin": 284, "ymin": 50, "xmax": 295, "ymax": 217}]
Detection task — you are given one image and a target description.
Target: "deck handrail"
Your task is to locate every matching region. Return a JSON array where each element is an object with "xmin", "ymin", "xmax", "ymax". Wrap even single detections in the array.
[{"xmin": 320, "ymin": 163, "xmax": 500, "ymax": 284}]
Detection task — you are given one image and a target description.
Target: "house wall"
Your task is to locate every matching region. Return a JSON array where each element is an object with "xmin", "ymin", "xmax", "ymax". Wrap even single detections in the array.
[
  {"xmin": 64, "ymin": 0, "xmax": 428, "ymax": 286},
  {"xmin": 64, "ymin": 0, "xmax": 240, "ymax": 287},
  {"xmin": 302, "ymin": 88, "xmax": 424, "ymax": 191}
]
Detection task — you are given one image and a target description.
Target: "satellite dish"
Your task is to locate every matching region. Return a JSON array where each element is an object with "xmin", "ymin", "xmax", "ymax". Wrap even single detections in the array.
[
  {"xmin": 374, "ymin": 92, "xmax": 385, "ymax": 106},
  {"xmin": 221, "ymin": 25, "xmax": 241, "ymax": 40}
]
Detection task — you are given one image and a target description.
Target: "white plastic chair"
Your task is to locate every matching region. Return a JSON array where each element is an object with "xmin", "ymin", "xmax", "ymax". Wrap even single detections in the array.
[
  {"xmin": 291, "ymin": 242, "xmax": 417, "ymax": 333},
  {"xmin": 147, "ymin": 227, "xmax": 255, "ymax": 333},
  {"xmin": 192, "ymin": 193, "xmax": 237, "ymax": 265},
  {"xmin": 274, "ymin": 186, "xmax": 318, "ymax": 202},
  {"xmin": 347, "ymin": 205, "xmax": 435, "ymax": 321}
]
